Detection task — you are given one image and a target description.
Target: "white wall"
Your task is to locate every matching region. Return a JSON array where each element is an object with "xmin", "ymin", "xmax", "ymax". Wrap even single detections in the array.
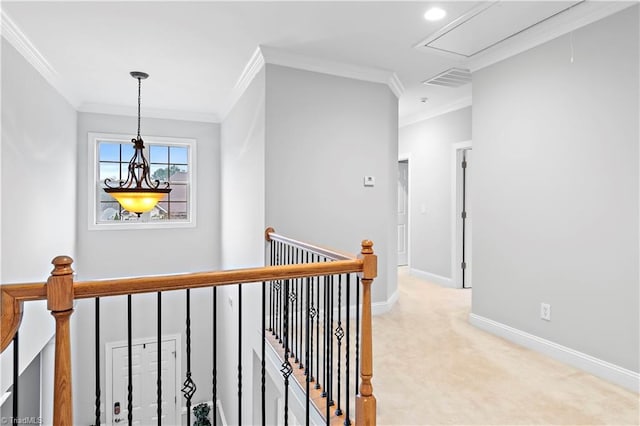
[
  {"xmin": 399, "ymin": 107, "xmax": 472, "ymax": 282},
  {"xmin": 472, "ymin": 6, "xmax": 639, "ymax": 373},
  {"xmin": 219, "ymin": 69, "xmax": 266, "ymax": 425},
  {"xmin": 72, "ymin": 112, "xmax": 220, "ymax": 423},
  {"xmin": 265, "ymin": 64, "xmax": 398, "ymax": 305},
  {"xmin": 1, "ymin": 38, "xmax": 77, "ymax": 394}
]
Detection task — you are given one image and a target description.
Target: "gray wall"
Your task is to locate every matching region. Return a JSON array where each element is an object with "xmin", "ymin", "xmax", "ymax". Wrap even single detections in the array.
[
  {"xmin": 472, "ymin": 6, "xmax": 639, "ymax": 372},
  {"xmin": 0, "ymin": 354, "xmax": 41, "ymax": 420},
  {"xmin": 265, "ymin": 64, "xmax": 398, "ymax": 304},
  {"xmin": 399, "ymin": 107, "xmax": 472, "ymax": 280},
  {"xmin": 1, "ymin": 39, "xmax": 77, "ymax": 394},
  {"xmin": 219, "ymin": 69, "xmax": 266, "ymax": 425},
  {"xmin": 76, "ymin": 112, "xmax": 220, "ymax": 279},
  {"xmin": 72, "ymin": 112, "xmax": 221, "ymax": 423}
]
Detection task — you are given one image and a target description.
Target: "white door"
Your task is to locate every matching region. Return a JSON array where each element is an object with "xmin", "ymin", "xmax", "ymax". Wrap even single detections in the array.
[
  {"xmin": 110, "ymin": 340, "xmax": 177, "ymax": 425},
  {"xmin": 463, "ymin": 149, "xmax": 472, "ymax": 288},
  {"xmin": 398, "ymin": 160, "xmax": 409, "ymax": 265}
]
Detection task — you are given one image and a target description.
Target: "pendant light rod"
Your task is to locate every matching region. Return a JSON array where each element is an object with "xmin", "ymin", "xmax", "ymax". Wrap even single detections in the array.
[{"xmin": 130, "ymin": 71, "xmax": 148, "ymax": 139}]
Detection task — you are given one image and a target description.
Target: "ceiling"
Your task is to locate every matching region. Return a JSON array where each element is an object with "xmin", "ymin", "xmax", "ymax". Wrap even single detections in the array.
[{"xmin": 1, "ymin": 1, "xmax": 632, "ymax": 125}]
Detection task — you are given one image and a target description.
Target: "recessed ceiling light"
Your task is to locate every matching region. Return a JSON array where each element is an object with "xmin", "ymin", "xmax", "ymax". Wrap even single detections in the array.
[{"xmin": 424, "ymin": 7, "xmax": 446, "ymax": 21}]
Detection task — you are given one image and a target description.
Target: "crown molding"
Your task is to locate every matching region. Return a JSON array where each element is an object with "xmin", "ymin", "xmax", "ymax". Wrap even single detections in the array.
[
  {"xmin": 260, "ymin": 45, "xmax": 404, "ymax": 98},
  {"xmin": 387, "ymin": 72, "xmax": 405, "ymax": 99},
  {"xmin": 1, "ymin": 10, "xmax": 80, "ymax": 108},
  {"xmin": 468, "ymin": 1, "xmax": 636, "ymax": 72},
  {"xmin": 221, "ymin": 46, "xmax": 266, "ymax": 120},
  {"xmin": 399, "ymin": 95, "xmax": 472, "ymax": 128},
  {"xmin": 222, "ymin": 45, "xmax": 405, "ymax": 119},
  {"xmin": 78, "ymin": 103, "xmax": 219, "ymax": 124}
]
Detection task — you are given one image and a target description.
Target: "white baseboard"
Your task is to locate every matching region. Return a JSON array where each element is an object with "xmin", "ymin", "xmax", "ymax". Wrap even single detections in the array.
[
  {"xmin": 372, "ymin": 288, "xmax": 399, "ymax": 315},
  {"xmin": 410, "ymin": 268, "xmax": 457, "ymax": 288},
  {"xmin": 469, "ymin": 313, "xmax": 640, "ymax": 393}
]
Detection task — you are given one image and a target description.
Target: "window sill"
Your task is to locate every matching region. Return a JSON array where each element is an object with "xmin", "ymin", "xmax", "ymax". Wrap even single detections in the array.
[{"xmin": 88, "ymin": 219, "xmax": 196, "ymax": 231}]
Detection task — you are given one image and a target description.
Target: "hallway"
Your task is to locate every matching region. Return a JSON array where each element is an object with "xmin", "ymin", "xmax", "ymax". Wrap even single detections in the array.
[{"xmin": 373, "ymin": 269, "xmax": 639, "ymax": 425}]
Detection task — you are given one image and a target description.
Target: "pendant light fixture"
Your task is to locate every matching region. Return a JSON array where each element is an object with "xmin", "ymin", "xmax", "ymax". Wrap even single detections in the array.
[{"xmin": 104, "ymin": 71, "xmax": 171, "ymax": 217}]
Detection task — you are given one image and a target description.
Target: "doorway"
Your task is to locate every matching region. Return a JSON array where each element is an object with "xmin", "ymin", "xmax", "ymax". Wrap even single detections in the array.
[
  {"xmin": 106, "ymin": 335, "xmax": 180, "ymax": 425},
  {"xmin": 398, "ymin": 160, "xmax": 409, "ymax": 266},
  {"xmin": 452, "ymin": 141, "xmax": 472, "ymax": 289}
]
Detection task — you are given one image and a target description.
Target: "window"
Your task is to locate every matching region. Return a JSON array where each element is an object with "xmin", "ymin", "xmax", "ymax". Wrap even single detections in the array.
[{"xmin": 89, "ymin": 133, "xmax": 196, "ymax": 230}]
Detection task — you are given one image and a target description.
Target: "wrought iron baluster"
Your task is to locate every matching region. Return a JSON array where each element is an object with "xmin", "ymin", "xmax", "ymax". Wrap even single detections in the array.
[
  {"xmin": 286, "ymin": 246, "xmax": 293, "ymax": 352},
  {"xmin": 321, "ymin": 274, "xmax": 328, "ymax": 399},
  {"xmin": 276, "ymin": 280, "xmax": 282, "ymax": 343},
  {"xmin": 262, "ymin": 280, "xmax": 266, "ymax": 426},
  {"xmin": 182, "ymin": 289, "xmax": 196, "ymax": 426},
  {"xmin": 12, "ymin": 331, "xmax": 18, "ymax": 424},
  {"xmin": 335, "ymin": 275, "xmax": 344, "ymax": 416},
  {"xmin": 213, "ymin": 286, "xmax": 218, "ymax": 426},
  {"xmin": 238, "ymin": 284, "xmax": 243, "ymax": 425},
  {"xmin": 156, "ymin": 292, "xmax": 162, "ymax": 426},
  {"xmin": 299, "ymin": 249, "xmax": 304, "ymax": 369},
  {"xmin": 315, "ymin": 261, "xmax": 321, "ymax": 391},
  {"xmin": 356, "ymin": 276, "xmax": 360, "ymax": 396},
  {"xmin": 308, "ymin": 257, "xmax": 316, "ymax": 384},
  {"xmin": 127, "ymin": 295, "xmax": 133, "ymax": 426},
  {"xmin": 278, "ymin": 242, "xmax": 283, "ymax": 342},
  {"xmin": 281, "ymin": 279, "xmax": 294, "ymax": 426},
  {"xmin": 329, "ymin": 274, "xmax": 335, "ymax": 407},
  {"xmin": 269, "ymin": 242, "xmax": 274, "ymax": 333},
  {"xmin": 293, "ymin": 248, "xmax": 298, "ymax": 363},
  {"xmin": 326, "ymin": 282, "xmax": 330, "ymax": 426},
  {"xmin": 305, "ymin": 274, "xmax": 311, "ymax": 426},
  {"xmin": 345, "ymin": 274, "xmax": 351, "ymax": 426},
  {"xmin": 95, "ymin": 298, "xmax": 101, "ymax": 426}
]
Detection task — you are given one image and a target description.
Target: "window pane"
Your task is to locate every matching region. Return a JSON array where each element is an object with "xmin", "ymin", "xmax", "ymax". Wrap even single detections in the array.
[
  {"xmin": 169, "ymin": 165, "xmax": 188, "ymax": 183},
  {"xmin": 100, "ymin": 163, "xmax": 120, "ymax": 182},
  {"xmin": 169, "ymin": 146, "xmax": 188, "ymax": 164},
  {"xmin": 169, "ymin": 202, "xmax": 188, "ymax": 220},
  {"xmin": 169, "ymin": 183, "xmax": 188, "ymax": 202},
  {"xmin": 151, "ymin": 202, "xmax": 169, "ymax": 221},
  {"xmin": 98, "ymin": 202, "xmax": 121, "ymax": 221},
  {"xmin": 121, "ymin": 143, "xmax": 134, "ymax": 160},
  {"xmin": 99, "ymin": 142, "xmax": 120, "ymax": 162},
  {"xmin": 99, "ymin": 188, "xmax": 116, "ymax": 202},
  {"xmin": 150, "ymin": 164, "xmax": 169, "ymax": 182},
  {"xmin": 121, "ymin": 164, "xmax": 129, "ymax": 180},
  {"xmin": 150, "ymin": 145, "xmax": 168, "ymax": 163}
]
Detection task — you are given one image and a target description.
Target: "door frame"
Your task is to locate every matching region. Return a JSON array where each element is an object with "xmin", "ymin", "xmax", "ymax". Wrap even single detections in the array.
[
  {"xmin": 105, "ymin": 333, "xmax": 182, "ymax": 425},
  {"xmin": 398, "ymin": 155, "xmax": 412, "ymax": 268},
  {"xmin": 451, "ymin": 140, "xmax": 472, "ymax": 289}
]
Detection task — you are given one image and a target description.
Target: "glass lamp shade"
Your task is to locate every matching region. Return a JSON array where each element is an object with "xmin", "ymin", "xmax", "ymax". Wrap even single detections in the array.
[{"xmin": 105, "ymin": 188, "xmax": 171, "ymax": 215}]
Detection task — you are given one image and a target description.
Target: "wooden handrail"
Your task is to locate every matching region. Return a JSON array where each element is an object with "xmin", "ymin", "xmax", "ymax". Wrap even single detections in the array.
[
  {"xmin": 265, "ymin": 227, "xmax": 357, "ymax": 261},
  {"xmin": 1, "ymin": 260, "xmax": 364, "ymax": 351}
]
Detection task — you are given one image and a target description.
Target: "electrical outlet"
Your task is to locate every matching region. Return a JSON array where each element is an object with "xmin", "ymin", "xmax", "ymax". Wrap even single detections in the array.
[{"xmin": 540, "ymin": 303, "xmax": 551, "ymax": 321}]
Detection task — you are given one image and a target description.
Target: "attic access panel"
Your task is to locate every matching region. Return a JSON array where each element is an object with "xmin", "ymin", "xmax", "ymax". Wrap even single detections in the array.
[{"xmin": 418, "ymin": 1, "xmax": 583, "ymax": 57}]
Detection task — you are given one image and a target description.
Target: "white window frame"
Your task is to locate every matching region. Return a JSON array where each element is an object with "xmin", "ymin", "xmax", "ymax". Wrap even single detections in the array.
[{"xmin": 88, "ymin": 132, "xmax": 197, "ymax": 230}]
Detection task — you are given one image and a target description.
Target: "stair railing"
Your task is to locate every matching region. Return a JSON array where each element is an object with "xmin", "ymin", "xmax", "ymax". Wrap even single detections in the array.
[{"xmin": 0, "ymin": 227, "xmax": 376, "ymax": 426}]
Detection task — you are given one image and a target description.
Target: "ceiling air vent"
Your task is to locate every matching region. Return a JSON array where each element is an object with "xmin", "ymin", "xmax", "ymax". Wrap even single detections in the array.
[{"xmin": 423, "ymin": 67, "xmax": 471, "ymax": 87}]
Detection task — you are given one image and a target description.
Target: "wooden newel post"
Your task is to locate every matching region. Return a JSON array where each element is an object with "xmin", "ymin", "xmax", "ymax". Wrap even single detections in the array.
[
  {"xmin": 47, "ymin": 256, "xmax": 75, "ymax": 426},
  {"xmin": 356, "ymin": 240, "xmax": 377, "ymax": 426}
]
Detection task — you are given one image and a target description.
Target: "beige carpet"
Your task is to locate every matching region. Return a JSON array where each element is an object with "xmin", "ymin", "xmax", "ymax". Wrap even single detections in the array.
[{"xmin": 373, "ymin": 268, "xmax": 639, "ymax": 425}]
